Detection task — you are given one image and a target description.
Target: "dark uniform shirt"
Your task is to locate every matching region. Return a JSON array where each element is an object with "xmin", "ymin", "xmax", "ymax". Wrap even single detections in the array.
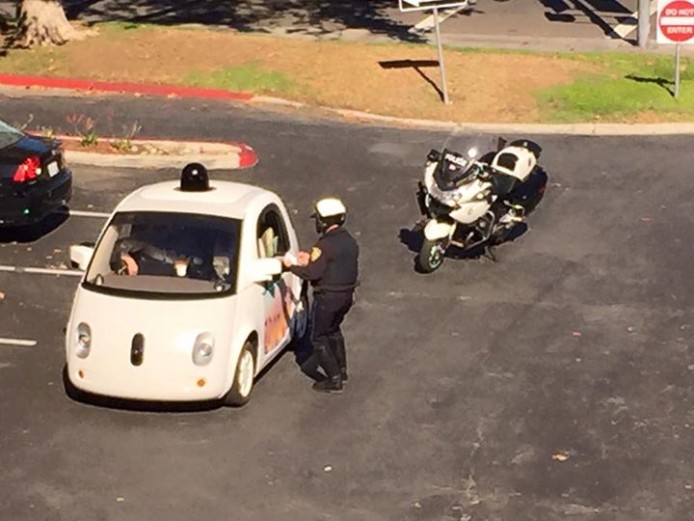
[{"xmin": 290, "ymin": 227, "xmax": 359, "ymax": 293}]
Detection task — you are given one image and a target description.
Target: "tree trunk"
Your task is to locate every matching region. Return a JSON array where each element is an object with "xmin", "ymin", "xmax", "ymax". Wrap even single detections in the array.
[{"xmin": 15, "ymin": 0, "xmax": 87, "ymax": 47}]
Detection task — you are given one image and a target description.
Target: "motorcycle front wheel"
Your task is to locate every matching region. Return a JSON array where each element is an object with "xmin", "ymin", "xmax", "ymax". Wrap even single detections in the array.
[{"xmin": 417, "ymin": 239, "xmax": 446, "ymax": 273}]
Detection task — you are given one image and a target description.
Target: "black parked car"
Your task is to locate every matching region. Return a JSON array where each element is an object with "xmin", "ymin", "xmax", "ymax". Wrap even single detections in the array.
[{"xmin": 0, "ymin": 119, "xmax": 72, "ymax": 227}]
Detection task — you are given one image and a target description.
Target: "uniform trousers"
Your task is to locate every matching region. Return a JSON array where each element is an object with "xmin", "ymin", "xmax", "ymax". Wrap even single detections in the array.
[{"xmin": 310, "ymin": 291, "xmax": 353, "ymax": 381}]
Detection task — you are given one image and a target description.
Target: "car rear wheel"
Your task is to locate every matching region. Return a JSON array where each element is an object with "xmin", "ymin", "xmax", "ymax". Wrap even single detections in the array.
[{"xmin": 223, "ymin": 341, "xmax": 256, "ymax": 407}]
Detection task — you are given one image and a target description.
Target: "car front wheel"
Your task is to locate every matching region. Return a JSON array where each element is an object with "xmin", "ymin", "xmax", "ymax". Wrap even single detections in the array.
[{"xmin": 223, "ymin": 341, "xmax": 256, "ymax": 407}]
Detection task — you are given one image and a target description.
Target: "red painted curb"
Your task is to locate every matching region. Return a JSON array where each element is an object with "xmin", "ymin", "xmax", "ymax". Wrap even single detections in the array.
[
  {"xmin": 233, "ymin": 141, "xmax": 259, "ymax": 169},
  {"xmin": 0, "ymin": 73, "xmax": 254, "ymax": 102}
]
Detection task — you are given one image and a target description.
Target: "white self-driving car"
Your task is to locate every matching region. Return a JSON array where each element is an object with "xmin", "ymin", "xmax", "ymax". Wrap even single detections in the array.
[{"xmin": 65, "ymin": 166, "xmax": 307, "ymax": 406}]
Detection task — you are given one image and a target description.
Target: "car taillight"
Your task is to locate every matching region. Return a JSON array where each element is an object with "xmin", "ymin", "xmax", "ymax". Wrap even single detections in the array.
[{"xmin": 12, "ymin": 156, "xmax": 41, "ymax": 184}]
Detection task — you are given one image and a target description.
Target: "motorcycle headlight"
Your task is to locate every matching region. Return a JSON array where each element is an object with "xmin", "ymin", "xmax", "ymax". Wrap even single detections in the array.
[
  {"xmin": 75, "ymin": 322, "xmax": 92, "ymax": 359},
  {"xmin": 192, "ymin": 332, "xmax": 214, "ymax": 366}
]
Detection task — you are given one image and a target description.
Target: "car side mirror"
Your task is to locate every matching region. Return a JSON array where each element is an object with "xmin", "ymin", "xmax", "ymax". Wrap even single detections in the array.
[
  {"xmin": 248, "ymin": 257, "xmax": 282, "ymax": 283},
  {"xmin": 69, "ymin": 243, "xmax": 95, "ymax": 271}
]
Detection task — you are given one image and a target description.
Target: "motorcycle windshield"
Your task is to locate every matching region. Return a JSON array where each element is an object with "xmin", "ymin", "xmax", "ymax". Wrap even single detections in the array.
[{"xmin": 433, "ymin": 149, "xmax": 479, "ymax": 190}]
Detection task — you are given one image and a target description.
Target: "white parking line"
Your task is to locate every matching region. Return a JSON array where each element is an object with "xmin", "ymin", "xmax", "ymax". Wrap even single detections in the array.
[
  {"xmin": 66, "ymin": 209, "xmax": 110, "ymax": 218},
  {"xmin": 0, "ymin": 265, "xmax": 83, "ymax": 277},
  {"xmin": 0, "ymin": 338, "xmax": 37, "ymax": 347},
  {"xmin": 612, "ymin": 1, "xmax": 659, "ymax": 39}
]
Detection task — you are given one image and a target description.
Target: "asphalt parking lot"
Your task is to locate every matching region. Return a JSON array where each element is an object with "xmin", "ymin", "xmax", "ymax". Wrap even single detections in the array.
[{"xmin": 1, "ymin": 114, "xmax": 693, "ymax": 520}]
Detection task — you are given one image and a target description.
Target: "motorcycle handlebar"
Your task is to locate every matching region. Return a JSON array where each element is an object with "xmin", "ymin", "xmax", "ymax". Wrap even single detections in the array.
[{"xmin": 472, "ymin": 162, "xmax": 492, "ymax": 180}]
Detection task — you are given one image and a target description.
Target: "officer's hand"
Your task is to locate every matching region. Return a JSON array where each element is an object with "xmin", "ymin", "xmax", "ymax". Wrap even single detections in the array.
[
  {"xmin": 119, "ymin": 253, "xmax": 139, "ymax": 275},
  {"xmin": 296, "ymin": 251, "xmax": 310, "ymax": 266},
  {"xmin": 282, "ymin": 253, "xmax": 295, "ymax": 268}
]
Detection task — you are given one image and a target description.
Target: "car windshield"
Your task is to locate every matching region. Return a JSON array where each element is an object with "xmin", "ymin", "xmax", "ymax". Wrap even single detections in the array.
[
  {"xmin": 84, "ymin": 211, "xmax": 242, "ymax": 297},
  {"xmin": 0, "ymin": 119, "xmax": 23, "ymax": 149}
]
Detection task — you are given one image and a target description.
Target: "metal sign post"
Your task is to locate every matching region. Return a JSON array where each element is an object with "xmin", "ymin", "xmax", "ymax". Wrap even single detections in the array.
[
  {"xmin": 637, "ymin": 0, "xmax": 651, "ymax": 48},
  {"xmin": 432, "ymin": 7, "xmax": 450, "ymax": 104},
  {"xmin": 675, "ymin": 43, "xmax": 682, "ymax": 97},
  {"xmin": 399, "ymin": 0, "xmax": 473, "ymax": 104},
  {"xmin": 656, "ymin": 0, "xmax": 694, "ymax": 98}
]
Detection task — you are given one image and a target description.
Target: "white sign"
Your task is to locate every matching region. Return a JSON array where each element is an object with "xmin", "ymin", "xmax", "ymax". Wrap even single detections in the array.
[
  {"xmin": 399, "ymin": 0, "xmax": 471, "ymax": 13},
  {"xmin": 657, "ymin": 0, "xmax": 694, "ymax": 44}
]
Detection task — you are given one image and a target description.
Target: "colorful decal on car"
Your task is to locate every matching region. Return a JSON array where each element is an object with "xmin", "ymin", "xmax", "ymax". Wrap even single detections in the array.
[{"xmin": 263, "ymin": 279, "xmax": 295, "ymax": 354}]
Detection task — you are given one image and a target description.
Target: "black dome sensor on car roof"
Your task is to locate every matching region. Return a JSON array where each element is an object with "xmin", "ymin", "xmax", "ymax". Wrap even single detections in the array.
[{"xmin": 180, "ymin": 162, "xmax": 210, "ymax": 192}]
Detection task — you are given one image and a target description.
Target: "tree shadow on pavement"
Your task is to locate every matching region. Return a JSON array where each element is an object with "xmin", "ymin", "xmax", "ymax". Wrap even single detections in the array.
[
  {"xmin": 62, "ymin": 0, "xmax": 428, "ymax": 43},
  {"xmin": 0, "ymin": 7, "xmax": 16, "ymax": 57},
  {"xmin": 538, "ymin": 0, "xmax": 634, "ymax": 43}
]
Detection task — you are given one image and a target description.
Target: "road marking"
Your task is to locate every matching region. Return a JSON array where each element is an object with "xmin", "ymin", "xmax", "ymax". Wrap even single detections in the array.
[
  {"xmin": 411, "ymin": 2, "xmax": 473, "ymax": 31},
  {"xmin": 66, "ymin": 209, "xmax": 110, "ymax": 218},
  {"xmin": 0, "ymin": 265, "xmax": 83, "ymax": 277},
  {"xmin": 0, "ymin": 338, "xmax": 37, "ymax": 347},
  {"xmin": 613, "ymin": 1, "xmax": 659, "ymax": 39}
]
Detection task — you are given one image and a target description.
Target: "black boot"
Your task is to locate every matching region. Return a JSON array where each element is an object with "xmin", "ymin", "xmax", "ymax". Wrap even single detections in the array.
[
  {"xmin": 299, "ymin": 351, "xmax": 327, "ymax": 383},
  {"xmin": 312, "ymin": 377, "xmax": 343, "ymax": 393},
  {"xmin": 329, "ymin": 333, "xmax": 348, "ymax": 383},
  {"xmin": 312, "ymin": 342, "xmax": 343, "ymax": 393}
]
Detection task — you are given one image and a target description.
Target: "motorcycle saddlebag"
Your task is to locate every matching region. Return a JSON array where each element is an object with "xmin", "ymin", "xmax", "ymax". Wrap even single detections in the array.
[{"xmin": 507, "ymin": 167, "xmax": 548, "ymax": 211}]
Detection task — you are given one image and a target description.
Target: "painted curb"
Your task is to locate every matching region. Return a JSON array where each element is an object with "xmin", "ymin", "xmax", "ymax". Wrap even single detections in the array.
[
  {"xmin": 57, "ymin": 136, "xmax": 258, "ymax": 170},
  {"xmin": 322, "ymin": 108, "xmax": 694, "ymax": 136},
  {"xmin": 0, "ymin": 73, "xmax": 253, "ymax": 101},
  {"xmin": 248, "ymin": 98, "xmax": 694, "ymax": 137}
]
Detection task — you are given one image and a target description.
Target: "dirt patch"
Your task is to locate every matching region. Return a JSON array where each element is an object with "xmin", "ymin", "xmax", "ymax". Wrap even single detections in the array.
[
  {"xmin": 55, "ymin": 135, "xmax": 236, "ymax": 157},
  {"xmin": 4, "ymin": 25, "xmax": 601, "ymax": 124},
  {"xmin": 58, "ymin": 139, "xmax": 171, "ymax": 155}
]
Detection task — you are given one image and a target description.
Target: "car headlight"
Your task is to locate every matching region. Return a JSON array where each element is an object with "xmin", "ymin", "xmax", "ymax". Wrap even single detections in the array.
[
  {"xmin": 75, "ymin": 322, "xmax": 91, "ymax": 359},
  {"xmin": 192, "ymin": 332, "xmax": 214, "ymax": 366}
]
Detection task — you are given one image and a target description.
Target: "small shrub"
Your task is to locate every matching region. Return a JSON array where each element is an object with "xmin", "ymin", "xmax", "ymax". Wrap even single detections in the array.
[
  {"xmin": 109, "ymin": 121, "xmax": 142, "ymax": 152},
  {"xmin": 66, "ymin": 114, "xmax": 99, "ymax": 148},
  {"xmin": 80, "ymin": 131, "xmax": 98, "ymax": 147}
]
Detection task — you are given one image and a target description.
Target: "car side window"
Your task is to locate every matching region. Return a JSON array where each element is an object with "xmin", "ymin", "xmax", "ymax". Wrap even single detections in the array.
[{"xmin": 256, "ymin": 206, "xmax": 290, "ymax": 258}]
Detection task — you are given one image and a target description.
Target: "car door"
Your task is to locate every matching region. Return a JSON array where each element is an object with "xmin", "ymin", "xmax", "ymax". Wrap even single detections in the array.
[{"xmin": 256, "ymin": 204, "xmax": 295, "ymax": 367}]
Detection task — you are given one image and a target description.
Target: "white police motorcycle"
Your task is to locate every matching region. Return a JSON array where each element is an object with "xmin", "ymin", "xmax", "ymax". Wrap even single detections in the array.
[{"xmin": 415, "ymin": 138, "xmax": 548, "ymax": 273}]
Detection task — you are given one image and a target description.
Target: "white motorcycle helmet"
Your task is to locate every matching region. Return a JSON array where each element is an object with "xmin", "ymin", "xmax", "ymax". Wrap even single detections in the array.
[{"xmin": 312, "ymin": 197, "xmax": 347, "ymax": 234}]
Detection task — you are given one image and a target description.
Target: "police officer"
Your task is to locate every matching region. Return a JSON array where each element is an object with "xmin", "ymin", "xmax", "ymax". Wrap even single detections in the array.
[{"xmin": 282, "ymin": 197, "xmax": 359, "ymax": 393}]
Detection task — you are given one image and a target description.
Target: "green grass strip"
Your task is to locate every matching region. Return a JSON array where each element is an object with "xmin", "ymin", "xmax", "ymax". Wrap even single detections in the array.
[
  {"xmin": 537, "ymin": 52, "xmax": 694, "ymax": 122},
  {"xmin": 183, "ymin": 63, "xmax": 296, "ymax": 95}
]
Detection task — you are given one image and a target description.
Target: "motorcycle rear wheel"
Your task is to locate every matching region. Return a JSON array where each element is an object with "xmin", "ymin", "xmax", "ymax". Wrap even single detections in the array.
[{"xmin": 417, "ymin": 239, "xmax": 446, "ymax": 273}]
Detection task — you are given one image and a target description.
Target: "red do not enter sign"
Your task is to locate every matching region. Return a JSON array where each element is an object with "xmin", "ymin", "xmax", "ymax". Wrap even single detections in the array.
[{"xmin": 659, "ymin": 0, "xmax": 694, "ymax": 43}]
